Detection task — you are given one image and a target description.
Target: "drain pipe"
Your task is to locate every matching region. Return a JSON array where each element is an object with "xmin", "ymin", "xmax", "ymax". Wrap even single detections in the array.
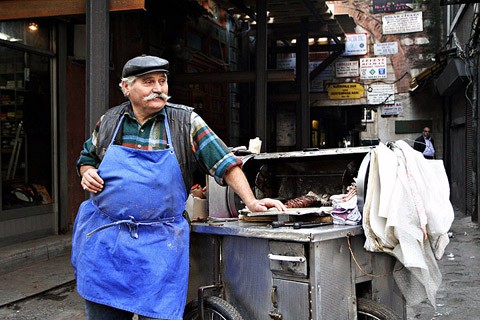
[
  {"xmin": 473, "ymin": 3, "xmax": 480, "ymax": 222},
  {"xmin": 473, "ymin": 54, "xmax": 479, "ymax": 222}
]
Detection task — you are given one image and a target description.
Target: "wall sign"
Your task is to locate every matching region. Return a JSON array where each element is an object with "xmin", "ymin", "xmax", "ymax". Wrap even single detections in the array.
[
  {"xmin": 373, "ymin": 0, "xmax": 414, "ymax": 13},
  {"xmin": 327, "ymin": 83, "xmax": 365, "ymax": 100},
  {"xmin": 276, "ymin": 111, "xmax": 296, "ymax": 146},
  {"xmin": 277, "ymin": 53, "xmax": 334, "ymax": 92},
  {"xmin": 382, "ymin": 102, "xmax": 403, "ymax": 116},
  {"xmin": 360, "ymin": 57, "xmax": 387, "ymax": 79},
  {"xmin": 395, "ymin": 120, "xmax": 432, "ymax": 134},
  {"xmin": 382, "ymin": 12, "xmax": 423, "ymax": 35},
  {"xmin": 374, "ymin": 42, "xmax": 398, "ymax": 55},
  {"xmin": 343, "ymin": 33, "xmax": 368, "ymax": 56},
  {"xmin": 335, "ymin": 60, "xmax": 359, "ymax": 78},
  {"xmin": 310, "ymin": 63, "xmax": 334, "ymax": 92},
  {"xmin": 367, "ymin": 83, "xmax": 395, "ymax": 105}
]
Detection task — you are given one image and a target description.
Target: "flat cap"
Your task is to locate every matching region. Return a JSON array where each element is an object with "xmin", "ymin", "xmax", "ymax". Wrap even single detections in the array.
[{"xmin": 122, "ymin": 55, "xmax": 169, "ymax": 78}]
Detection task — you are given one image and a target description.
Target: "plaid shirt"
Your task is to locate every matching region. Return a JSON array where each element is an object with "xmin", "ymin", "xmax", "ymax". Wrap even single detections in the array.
[{"xmin": 77, "ymin": 104, "xmax": 241, "ymax": 183}]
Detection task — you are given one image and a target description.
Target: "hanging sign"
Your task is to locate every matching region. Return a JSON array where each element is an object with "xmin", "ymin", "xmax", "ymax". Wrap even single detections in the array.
[
  {"xmin": 382, "ymin": 12, "xmax": 423, "ymax": 35},
  {"xmin": 327, "ymin": 83, "xmax": 364, "ymax": 100},
  {"xmin": 360, "ymin": 57, "xmax": 387, "ymax": 79},
  {"xmin": 374, "ymin": 42, "xmax": 399, "ymax": 55}
]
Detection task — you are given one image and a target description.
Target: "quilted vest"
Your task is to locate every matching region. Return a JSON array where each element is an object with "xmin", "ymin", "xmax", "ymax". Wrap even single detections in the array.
[{"xmin": 95, "ymin": 102, "xmax": 201, "ymax": 192}]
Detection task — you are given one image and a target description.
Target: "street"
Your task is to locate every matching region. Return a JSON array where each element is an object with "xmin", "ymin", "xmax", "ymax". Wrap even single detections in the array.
[{"xmin": 0, "ymin": 210, "xmax": 479, "ymax": 319}]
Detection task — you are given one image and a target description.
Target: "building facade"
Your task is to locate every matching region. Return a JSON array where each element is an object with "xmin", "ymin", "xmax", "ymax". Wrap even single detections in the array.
[{"xmin": 1, "ymin": 0, "xmax": 473, "ymax": 247}]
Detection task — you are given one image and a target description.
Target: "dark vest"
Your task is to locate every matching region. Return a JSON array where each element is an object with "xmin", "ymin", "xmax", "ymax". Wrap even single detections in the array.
[{"xmin": 95, "ymin": 102, "xmax": 201, "ymax": 192}]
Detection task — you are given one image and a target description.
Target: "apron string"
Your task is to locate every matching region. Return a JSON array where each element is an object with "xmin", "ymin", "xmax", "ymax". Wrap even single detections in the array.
[{"xmin": 86, "ymin": 215, "xmax": 180, "ymax": 239}]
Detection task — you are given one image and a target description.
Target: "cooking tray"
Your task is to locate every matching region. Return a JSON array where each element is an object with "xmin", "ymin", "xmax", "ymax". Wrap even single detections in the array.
[{"xmin": 244, "ymin": 207, "xmax": 332, "ymax": 216}]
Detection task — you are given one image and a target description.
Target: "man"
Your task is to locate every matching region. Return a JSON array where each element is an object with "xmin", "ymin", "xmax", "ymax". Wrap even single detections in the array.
[
  {"xmin": 71, "ymin": 55, "xmax": 286, "ymax": 320},
  {"xmin": 413, "ymin": 126, "xmax": 435, "ymax": 159}
]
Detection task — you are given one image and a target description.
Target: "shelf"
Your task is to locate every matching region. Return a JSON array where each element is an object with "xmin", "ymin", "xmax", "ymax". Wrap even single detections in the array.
[{"xmin": 0, "ymin": 87, "xmax": 27, "ymax": 91}]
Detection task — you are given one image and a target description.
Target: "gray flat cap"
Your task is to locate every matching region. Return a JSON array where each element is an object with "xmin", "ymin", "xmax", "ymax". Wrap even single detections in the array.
[{"xmin": 122, "ymin": 55, "xmax": 169, "ymax": 78}]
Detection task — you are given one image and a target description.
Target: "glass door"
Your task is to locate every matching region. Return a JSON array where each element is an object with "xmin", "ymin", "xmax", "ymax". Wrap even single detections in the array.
[{"xmin": 0, "ymin": 47, "xmax": 53, "ymax": 210}]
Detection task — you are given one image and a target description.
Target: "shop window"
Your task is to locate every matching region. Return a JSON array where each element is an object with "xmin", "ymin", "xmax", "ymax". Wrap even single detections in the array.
[
  {"xmin": 0, "ymin": 20, "xmax": 51, "ymax": 51},
  {"xmin": 187, "ymin": 31, "xmax": 203, "ymax": 51},
  {"xmin": 0, "ymin": 38, "xmax": 52, "ymax": 210},
  {"xmin": 362, "ymin": 108, "xmax": 375, "ymax": 123}
]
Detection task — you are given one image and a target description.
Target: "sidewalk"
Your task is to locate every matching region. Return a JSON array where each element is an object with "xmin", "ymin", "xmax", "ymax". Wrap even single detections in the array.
[
  {"xmin": 406, "ymin": 209, "xmax": 480, "ymax": 319},
  {"xmin": 0, "ymin": 233, "xmax": 74, "ymax": 307}
]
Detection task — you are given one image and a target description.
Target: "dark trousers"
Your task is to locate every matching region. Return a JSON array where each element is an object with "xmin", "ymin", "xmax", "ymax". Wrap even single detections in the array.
[{"xmin": 85, "ymin": 300, "xmax": 167, "ymax": 320}]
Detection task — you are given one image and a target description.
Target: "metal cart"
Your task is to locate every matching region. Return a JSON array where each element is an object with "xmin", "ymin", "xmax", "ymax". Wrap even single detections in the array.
[
  {"xmin": 188, "ymin": 222, "xmax": 405, "ymax": 319},
  {"xmin": 186, "ymin": 147, "xmax": 406, "ymax": 319}
]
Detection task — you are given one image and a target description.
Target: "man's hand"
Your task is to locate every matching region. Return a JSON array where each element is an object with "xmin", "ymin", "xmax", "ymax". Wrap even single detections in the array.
[
  {"xmin": 80, "ymin": 165, "xmax": 104, "ymax": 193},
  {"xmin": 246, "ymin": 198, "xmax": 287, "ymax": 213}
]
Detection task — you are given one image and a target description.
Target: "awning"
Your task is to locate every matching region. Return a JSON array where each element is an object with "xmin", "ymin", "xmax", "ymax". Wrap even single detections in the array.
[
  {"xmin": 409, "ymin": 60, "xmax": 446, "ymax": 92},
  {"xmin": 0, "ymin": 0, "xmax": 145, "ymax": 20}
]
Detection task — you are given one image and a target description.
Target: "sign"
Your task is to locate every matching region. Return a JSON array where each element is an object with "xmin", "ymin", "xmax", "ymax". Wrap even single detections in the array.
[
  {"xmin": 395, "ymin": 120, "xmax": 432, "ymax": 134},
  {"xmin": 335, "ymin": 60, "xmax": 359, "ymax": 77},
  {"xmin": 276, "ymin": 112, "xmax": 296, "ymax": 146},
  {"xmin": 374, "ymin": 42, "xmax": 399, "ymax": 55},
  {"xmin": 327, "ymin": 83, "xmax": 364, "ymax": 100},
  {"xmin": 277, "ymin": 53, "xmax": 296, "ymax": 70},
  {"xmin": 382, "ymin": 12, "xmax": 423, "ymax": 35},
  {"xmin": 367, "ymin": 83, "xmax": 395, "ymax": 105},
  {"xmin": 277, "ymin": 53, "xmax": 334, "ymax": 91},
  {"xmin": 360, "ymin": 57, "xmax": 387, "ymax": 79},
  {"xmin": 0, "ymin": 0, "xmax": 145, "ymax": 20},
  {"xmin": 343, "ymin": 33, "xmax": 368, "ymax": 56},
  {"xmin": 373, "ymin": 0, "xmax": 414, "ymax": 13},
  {"xmin": 382, "ymin": 102, "xmax": 403, "ymax": 116}
]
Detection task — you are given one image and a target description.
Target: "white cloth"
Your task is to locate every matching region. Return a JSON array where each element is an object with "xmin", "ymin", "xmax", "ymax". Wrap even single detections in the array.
[{"xmin": 362, "ymin": 141, "xmax": 454, "ymax": 307}]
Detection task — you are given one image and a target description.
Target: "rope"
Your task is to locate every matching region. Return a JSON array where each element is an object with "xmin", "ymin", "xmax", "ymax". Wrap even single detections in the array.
[{"xmin": 346, "ymin": 235, "xmax": 391, "ymax": 278}]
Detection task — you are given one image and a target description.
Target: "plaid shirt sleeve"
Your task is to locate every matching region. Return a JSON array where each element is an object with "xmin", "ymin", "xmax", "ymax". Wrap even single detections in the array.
[
  {"xmin": 76, "ymin": 115, "xmax": 104, "ymax": 174},
  {"xmin": 190, "ymin": 112, "xmax": 242, "ymax": 185}
]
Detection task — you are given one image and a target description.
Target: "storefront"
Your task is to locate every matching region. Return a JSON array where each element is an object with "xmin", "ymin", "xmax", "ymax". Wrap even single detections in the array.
[{"xmin": 0, "ymin": 19, "xmax": 56, "ymax": 245}]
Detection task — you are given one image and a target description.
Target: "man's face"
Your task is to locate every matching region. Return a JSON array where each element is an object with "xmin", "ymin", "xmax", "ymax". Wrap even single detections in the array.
[
  {"xmin": 423, "ymin": 127, "xmax": 431, "ymax": 138},
  {"xmin": 123, "ymin": 72, "xmax": 168, "ymax": 113}
]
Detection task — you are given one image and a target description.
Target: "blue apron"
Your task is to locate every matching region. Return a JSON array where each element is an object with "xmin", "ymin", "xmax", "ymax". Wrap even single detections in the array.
[{"xmin": 71, "ymin": 113, "xmax": 189, "ymax": 319}]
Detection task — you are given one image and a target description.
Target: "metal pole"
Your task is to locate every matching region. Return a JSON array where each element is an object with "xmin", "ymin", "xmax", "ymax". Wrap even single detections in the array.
[
  {"xmin": 255, "ymin": 0, "xmax": 268, "ymax": 151},
  {"xmin": 86, "ymin": 0, "xmax": 110, "ymax": 136},
  {"xmin": 297, "ymin": 17, "xmax": 310, "ymax": 150}
]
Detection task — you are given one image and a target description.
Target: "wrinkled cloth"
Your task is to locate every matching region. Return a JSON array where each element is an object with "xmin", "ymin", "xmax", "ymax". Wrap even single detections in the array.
[
  {"xmin": 331, "ymin": 206, "xmax": 362, "ymax": 225},
  {"xmin": 362, "ymin": 141, "xmax": 454, "ymax": 307}
]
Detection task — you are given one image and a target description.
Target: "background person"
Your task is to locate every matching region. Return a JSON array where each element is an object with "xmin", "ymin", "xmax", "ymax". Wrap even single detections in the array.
[
  {"xmin": 71, "ymin": 55, "xmax": 286, "ymax": 320},
  {"xmin": 414, "ymin": 126, "xmax": 435, "ymax": 159}
]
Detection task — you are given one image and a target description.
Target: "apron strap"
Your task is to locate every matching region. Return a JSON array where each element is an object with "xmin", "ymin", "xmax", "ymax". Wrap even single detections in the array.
[
  {"xmin": 109, "ymin": 114, "xmax": 125, "ymax": 147},
  {"xmin": 86, "ymin": 214, "xmax": 181, "ymax": 239}
]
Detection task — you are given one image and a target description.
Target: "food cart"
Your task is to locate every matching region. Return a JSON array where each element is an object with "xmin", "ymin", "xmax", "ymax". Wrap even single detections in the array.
[{"xmin": 186, "ymin": 147, "xmax": 406, "ymax": 320}]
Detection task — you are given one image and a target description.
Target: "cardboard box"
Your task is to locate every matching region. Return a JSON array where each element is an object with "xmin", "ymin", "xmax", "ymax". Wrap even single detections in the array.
[{"xmin": 186, "ymin": 195, "xmax": 208, "ymax": 221}]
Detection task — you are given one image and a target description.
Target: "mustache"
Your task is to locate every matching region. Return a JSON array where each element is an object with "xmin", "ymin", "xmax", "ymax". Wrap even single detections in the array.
[{"xmin": 143, "ymin": 93, "xmax": 171, "ymax": 101}]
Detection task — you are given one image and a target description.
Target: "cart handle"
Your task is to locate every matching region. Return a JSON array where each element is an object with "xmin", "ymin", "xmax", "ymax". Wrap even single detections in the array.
[{"xmin": 267, "ymin": 254, "xmax": 306, "ymax": 263}]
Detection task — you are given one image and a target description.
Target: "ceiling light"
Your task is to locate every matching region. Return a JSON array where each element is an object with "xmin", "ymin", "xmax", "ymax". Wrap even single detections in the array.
[{"xmin": 28, "ymin": 22, "xmax": 38, "ymax": 32}]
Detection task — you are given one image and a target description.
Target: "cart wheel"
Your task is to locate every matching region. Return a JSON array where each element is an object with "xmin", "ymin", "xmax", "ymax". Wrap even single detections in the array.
[
  {"xmin": 183, "ymin": 296, "xmax": 245, "ymax": 320},
  {"xmin": 357, "ymin": 298, "xmax": 401, "ymax": 320}
]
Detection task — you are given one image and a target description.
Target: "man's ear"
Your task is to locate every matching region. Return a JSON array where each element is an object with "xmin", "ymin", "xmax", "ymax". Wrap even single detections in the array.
[{"xmin": 122, "ymin": 81, "xmax": 129, "ymax": 95}]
